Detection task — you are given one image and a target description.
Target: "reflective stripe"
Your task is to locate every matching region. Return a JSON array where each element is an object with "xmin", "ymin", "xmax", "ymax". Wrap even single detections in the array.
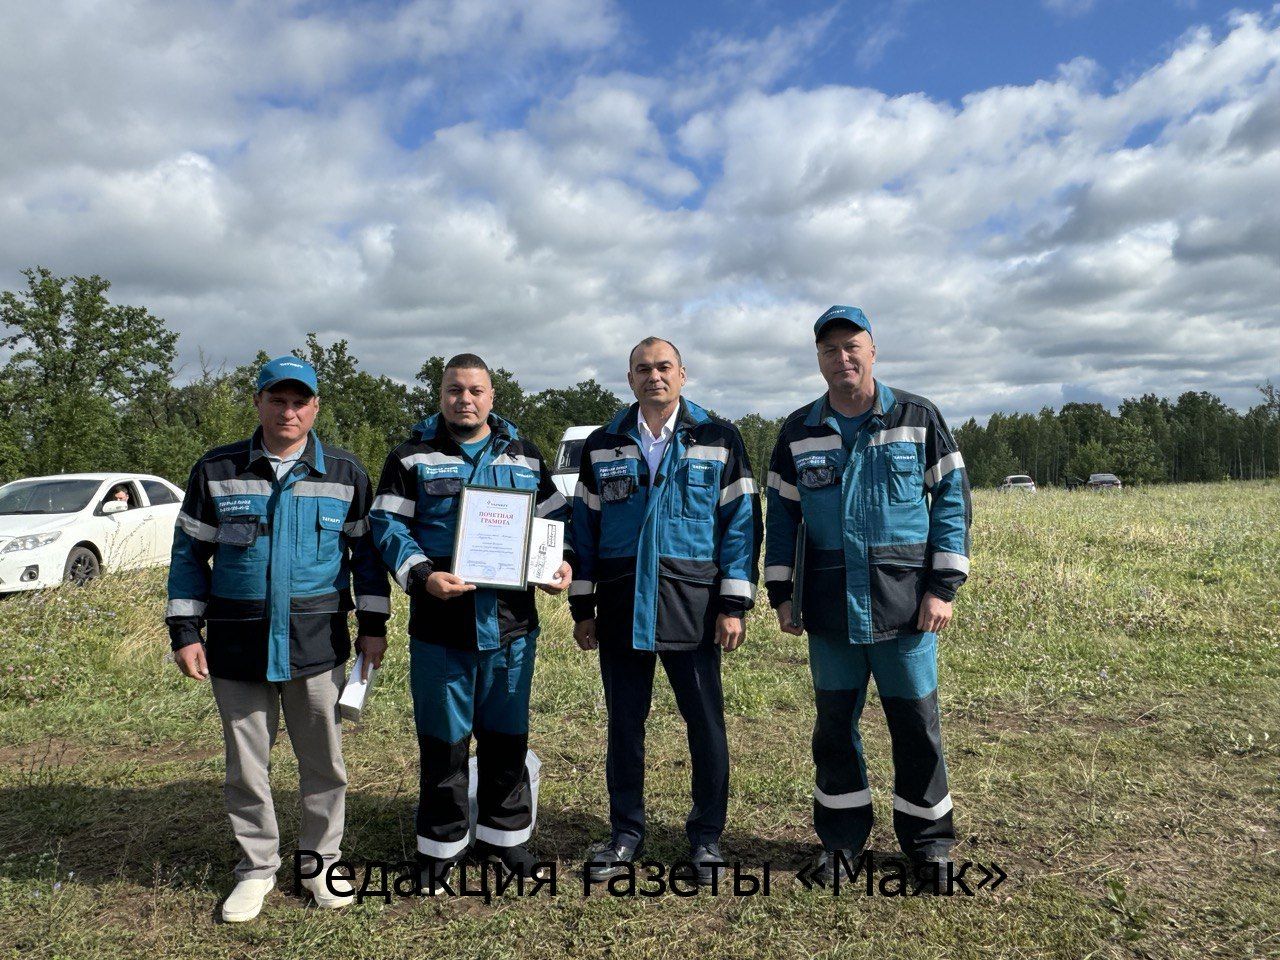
[
  {"xmin": 814, "ymin": 786, "xmax": 872, "ymax": 809},
  {"xmin": 402, "ymin": 451, "xmax": 465, "ymax": 470},
  {"xmin": 869, "ymin": 426, "xmax": 927, "ymax": 447},
  {"xmin": 536, "ymin": 491, "xmax": 568, "ymax": 518},
  {"xmin": 491, "ymin": 454, "xmax": 540, "ymax": 471},
  {"xmin": 718, "ymin": 477, "xmax": 758, "ymax": 506},
  {"xmin": 924, "ymin": 452, "xmax": 965, "ymax": 488},
  {"xmin": 789, "ymin": 436, "xmax": 841, "ymax": 457},
  {"xmin": 474, "ymin": 821, "xmax": 534, "ymax": 847},
  {"xmin": 417, "ymin": 833, "xmax": 470, "ymax": 860},
  {"xmin": 207, "ymin": 478, "xmax": 273, "ymax": 498},
  {"xmin": 396, "ymin": 553, "xmax": 428, "ymax": 591},
  {"xmin": 293, "ymin": 481, "xmax": 355, "ymax": 501},
  {"xmin": 591, "ymin": 445, "xmax": 641, "ymax": 464},
  {"xmin": 177, "ymin": 511, "xmax": 217, "ymax": 542},
  {"xmin": 932, "ymin": 552, "xmax": 970, "ymax": 574},
  {"xmin": 575, "ymin": 482, "xmax": 601, "ymax": 512},
  {"xmin": 343, "ymin": 517, "xmax": 370, "ymax": 537},
  {"xmin": 356, "ymin": 595, "xmax": 390, "ymax": 614},
  {"xmin": 892, "ymin": 793, "xmax": 953, "ymax": 820},
  {"xmin": 681, "ymin": 444, "xmax": 730, "ymax": 463},
  {"xmin": 764, "ymin": 565, "xmax": 793, "ymax": 581},
  {"xmin": 372, "ymin": 494, "xmax": 415, "ymax": 517},
  {"xmin": 568, "ymin": 580, "xmax": 594, "ymax": 596},
  {"xmin": 720, "ymin": 579, "xmax": 757, "ymax": 599},
  {"xmin": 766, "ymin": 472, "xmax": 800, "ymax": 502},
  {"xmin": 166, "ymin": 598, "xmax": 206, "ymax": 618}
]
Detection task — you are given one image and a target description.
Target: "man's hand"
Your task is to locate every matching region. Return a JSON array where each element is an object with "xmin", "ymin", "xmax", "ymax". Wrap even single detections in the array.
[
  {"xmin": 175, "ymin": 643, "xmax": 209, "ymax": 681},
  {"xmin": 355, "ymin": 635, "xmax": 387, "ymax": 679},
  {"xmin": 426, "ymin": 571, "xmax": 477, "ymax": 600},
  {"xmin": 573, "ymin": 618, "xmax": 598, "ymax": 651},
  {"xmin": 716, "ymin": 613, "xmax": 745, "ymax": 652},
  {"xmin": 537, "ymin": 562, "xmax": 573, "ymax": 595},
  {"xmin": 776, "ymin": 601, "xmax": 804, "ymax": 636},
  {"xmin": 916, "ymin": 593, "xmax": 953, "ymax": 634}
]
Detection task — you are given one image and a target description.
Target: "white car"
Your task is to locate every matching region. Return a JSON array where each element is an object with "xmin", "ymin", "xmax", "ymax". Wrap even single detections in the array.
[
  {"xmin": 552, "ymin": 425, "xmax": 600, "ymax": 501},
  {"xmin": 998, "ymin": 474, "xmax": 1037, "ymax": 493},
  {"xmin": 0, "ymin": 473, "xmax": 184, "ymax": 592}
]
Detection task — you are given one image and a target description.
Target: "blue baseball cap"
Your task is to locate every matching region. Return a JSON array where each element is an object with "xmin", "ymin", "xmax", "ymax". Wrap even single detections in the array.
[
  {"xmin": 256, "ymin": 356, "xmax": 318, "ymax": 395},
  {"xmin": 814, "ymin": 305, "xmax": 873, "ymax": 341}
]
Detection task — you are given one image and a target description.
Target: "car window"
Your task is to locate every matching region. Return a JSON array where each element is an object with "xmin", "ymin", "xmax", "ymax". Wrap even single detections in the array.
[
  {"xmin": 100, "ymin": 482, "xmax": 142, "ymax": 511},
  {"xmin": 0, "ymin": 478, "xmax": 102, "ymax": 514},
  {"xmin": 142, "ymin": 480, "xmax": 179, "ymax": 506},
  {"xmin": 555, "ymin": 439, "xmax": 586, "ymax": 473}
]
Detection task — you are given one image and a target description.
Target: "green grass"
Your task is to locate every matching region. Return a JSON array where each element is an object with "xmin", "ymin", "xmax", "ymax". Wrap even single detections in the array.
[{"xmin": 1, "ymin": 483, "xmax": 1277, "ymax": 959}]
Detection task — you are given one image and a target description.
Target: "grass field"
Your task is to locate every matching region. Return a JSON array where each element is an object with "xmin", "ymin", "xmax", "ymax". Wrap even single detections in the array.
[{"xmin": 1, "ymin": 483, "xmax": 1278, "ymax": 959}]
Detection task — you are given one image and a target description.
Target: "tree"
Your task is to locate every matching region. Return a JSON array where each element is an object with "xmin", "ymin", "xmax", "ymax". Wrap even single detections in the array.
[{"xmin": 0, "ymin": 267, "xmax": 177, "ymax": 478}]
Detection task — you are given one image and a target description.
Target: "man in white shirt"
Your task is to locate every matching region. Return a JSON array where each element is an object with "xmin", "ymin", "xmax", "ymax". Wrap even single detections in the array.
[{"xmin": 570, "ymin": 337, "xmax": 762, "ymax": 886}]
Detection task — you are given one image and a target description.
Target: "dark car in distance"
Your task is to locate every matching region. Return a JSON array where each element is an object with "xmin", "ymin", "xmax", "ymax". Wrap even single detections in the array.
[{"xmin": 1085, "ymin": 473, "xmax": 1123, "ymax": 491}]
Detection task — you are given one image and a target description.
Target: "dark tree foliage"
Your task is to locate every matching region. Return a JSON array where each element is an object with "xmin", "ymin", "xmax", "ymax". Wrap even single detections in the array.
[{"xmin": 2, "ymin": 268, "xmax": 1276, "ymax": 490}]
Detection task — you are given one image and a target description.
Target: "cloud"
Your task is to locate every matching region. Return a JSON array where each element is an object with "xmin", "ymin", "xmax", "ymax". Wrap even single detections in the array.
[{"xmin": 1, "ymin": 1, "xmax": 1278, "ymax": 427}]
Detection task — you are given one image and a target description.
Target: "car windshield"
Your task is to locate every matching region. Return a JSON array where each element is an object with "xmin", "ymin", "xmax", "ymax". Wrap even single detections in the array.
[
  {"xmin": 0, "ymin": 478, "xmax": 102, "ymax": 515},
  {"xmin": 1008, "ymin": 476, "xmax": 1033, "ymax": 484},
  {"xmin": 555, "ymin": 439, "xmax": 586, "ymax": 473},
  {"xmin": 1090, "ymin": 474, "xmax": 1119, "ymax": 482}
]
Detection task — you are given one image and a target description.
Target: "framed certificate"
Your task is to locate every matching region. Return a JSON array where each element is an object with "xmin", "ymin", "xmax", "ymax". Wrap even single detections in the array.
[{"xmin": 452, "ymin": 485, "xmax": 536, "ymax": 590}]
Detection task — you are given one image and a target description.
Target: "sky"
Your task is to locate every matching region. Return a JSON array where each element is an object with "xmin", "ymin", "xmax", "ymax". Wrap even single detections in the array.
[{"xmin": 1, "ymin": 0, "xmax": 1278, "ymax": 423}]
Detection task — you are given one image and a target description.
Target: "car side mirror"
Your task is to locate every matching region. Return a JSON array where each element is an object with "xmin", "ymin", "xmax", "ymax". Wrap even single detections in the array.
[{"xmin": 103, "ymin": 500, "xmax": 128, "ymax": 515}]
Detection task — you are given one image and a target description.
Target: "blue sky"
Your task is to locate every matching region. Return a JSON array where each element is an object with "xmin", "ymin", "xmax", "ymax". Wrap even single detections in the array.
[{"xmin": 0, "ymin": 0, "xmax": 1277, "ymax": 422}]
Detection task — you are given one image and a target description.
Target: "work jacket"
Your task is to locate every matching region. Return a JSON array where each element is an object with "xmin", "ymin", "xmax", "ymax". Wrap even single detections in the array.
[
  {"xmin": 370, "ymin": 413, "xmax": 569, "ymax": 651},
  {"xmin": 166, "ymin": 430, "xmax": 390, "ymax": 682},
  {"xmin": 764, "ymin": 382, "xmax": 971, "ymax": 643},
  {"xmin": 568, "ymin": 398, "xmax": 762, "ymax": 652}
]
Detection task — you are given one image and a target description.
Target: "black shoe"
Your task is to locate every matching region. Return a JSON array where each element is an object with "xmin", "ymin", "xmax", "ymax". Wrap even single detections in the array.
[
  {"xmin": 806, "ymin": 847, "xmax": 867, "ymax": 888},
  {"xmin": 689, "ymin": 844, "xmax": 726, "ymax": 886},
  {"xmin": 416, "ymin": 855, "xmax": 458, "ymax": 896},
  {"xmin": 908, "ymin": 855, "xmax": 952, "ymax": 895},
  {"xmin": 473, "ymin": 841, "xmax": 550, "ymax": 881},
  {"xmin": 585, "ymin": 838, "xmax": 642, "ymax": 882}
]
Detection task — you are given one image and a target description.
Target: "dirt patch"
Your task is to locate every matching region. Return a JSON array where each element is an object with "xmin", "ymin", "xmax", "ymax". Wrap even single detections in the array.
[{"xmin": 0, "ymin": 737, "xmax": 218, "ymax": 770}]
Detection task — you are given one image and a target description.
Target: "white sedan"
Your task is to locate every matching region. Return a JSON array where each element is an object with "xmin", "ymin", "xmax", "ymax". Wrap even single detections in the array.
[{"xmin": 0, "ymin": 473, "xmax": 184, "ymax": 592}]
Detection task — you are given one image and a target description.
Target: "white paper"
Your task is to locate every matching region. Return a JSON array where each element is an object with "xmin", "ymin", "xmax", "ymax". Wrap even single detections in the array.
[
  {"xmin": 525, "ymin": 518, "xmax": 565, "ymax": 586},
  {"xmin": 454, "ymin": 487, "xmax": 533, "ymax": 588},
  {"xmin": 339, "ymin": 651, "xmax": 378, "ymax": 722}
]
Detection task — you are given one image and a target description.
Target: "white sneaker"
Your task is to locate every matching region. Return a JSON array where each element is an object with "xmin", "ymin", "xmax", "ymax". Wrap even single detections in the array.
[
  {"xmin": 222, "ymin": 876, "xmax": 275, "ymax": 923},
  {"xmin": 302, "ymin": 871, "xmax": 355, "ymax": 909}
]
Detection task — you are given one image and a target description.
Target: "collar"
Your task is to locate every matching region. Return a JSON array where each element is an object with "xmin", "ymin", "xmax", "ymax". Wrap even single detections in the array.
[
  {"xmin": 249, "ymin": 428, "xmax": 324, "ymax": 474},
  {"xmin": 805, "ymin": 381, "xmax": 895, "ymax": 430},
  {"xmin": 611, "ymin": 396, "xmax": 710, "ymax": 438},
  {"xmin": 638, "ymin": 406, "xmax": 679, "ymax": 444}
]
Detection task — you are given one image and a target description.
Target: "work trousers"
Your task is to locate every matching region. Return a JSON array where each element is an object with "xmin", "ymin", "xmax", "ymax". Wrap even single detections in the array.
[
  {"xmin": 809, "ymin": 631, "xmax": 955, "ymax": 858},
  {"xmin": 410, "ymin": 633, "xmax": 536, "ymax": 862},
  {"xmin": 210, "ymin": 665, "xmax": 347, "ymax": 880}
]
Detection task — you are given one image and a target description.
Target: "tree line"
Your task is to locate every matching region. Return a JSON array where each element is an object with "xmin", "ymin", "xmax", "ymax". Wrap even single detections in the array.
[{"xmin": 2, "ymin": 267, "xmax": 1277, "ymax": 489}]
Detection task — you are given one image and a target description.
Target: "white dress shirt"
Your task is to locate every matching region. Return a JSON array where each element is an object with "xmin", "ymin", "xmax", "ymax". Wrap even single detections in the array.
[{"xmin": 637, "ymin": 408, "xmax": 679, "ymax": 486}]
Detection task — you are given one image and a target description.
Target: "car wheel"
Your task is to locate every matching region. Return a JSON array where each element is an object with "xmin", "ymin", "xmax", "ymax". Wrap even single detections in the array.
[{"xmin": 63, "ymin": 546, "xmax": 100, "ymax": 586}]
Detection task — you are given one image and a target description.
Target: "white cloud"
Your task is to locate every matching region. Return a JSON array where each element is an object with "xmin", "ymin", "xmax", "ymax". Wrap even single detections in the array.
[{"xmin": 1, "ymin": 1, "xmax": 1278, "ymax": 426}]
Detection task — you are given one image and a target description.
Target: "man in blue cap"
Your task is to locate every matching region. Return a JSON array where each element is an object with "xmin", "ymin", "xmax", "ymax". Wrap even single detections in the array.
[
  {"xmin": 167, "ymin": 355, "xmax": 390, "ymax": 921},
  {"xmin": 763, "ymin": 307, "xmax": 971, "ymax": 889}
]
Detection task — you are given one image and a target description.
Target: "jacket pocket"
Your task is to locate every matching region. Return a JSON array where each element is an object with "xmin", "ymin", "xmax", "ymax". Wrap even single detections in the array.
[
  {"xmin": 600, "ymin": 474, "xmax": 637, "ymax": 504},
  {"xmin": 868, "ymin": 550, "xmax": 928, "ymax": 636},
  {"xmin": 215, "ymin": 514, "xmax": 261, "ymax": 548},
  {"xmin": 801, "ymin": 548, "xmax": 846, "ymax": 638},
  {"xmin": 676, "ymin": 460, "xmax": 718, "ymax": 521},
  {"xmin": 315, "ymin": 510, "xmax": 344, "ymax": 563},
  {"xmin": 884, "ymin": 450, "xmax": 923, "ymax": 504}
]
